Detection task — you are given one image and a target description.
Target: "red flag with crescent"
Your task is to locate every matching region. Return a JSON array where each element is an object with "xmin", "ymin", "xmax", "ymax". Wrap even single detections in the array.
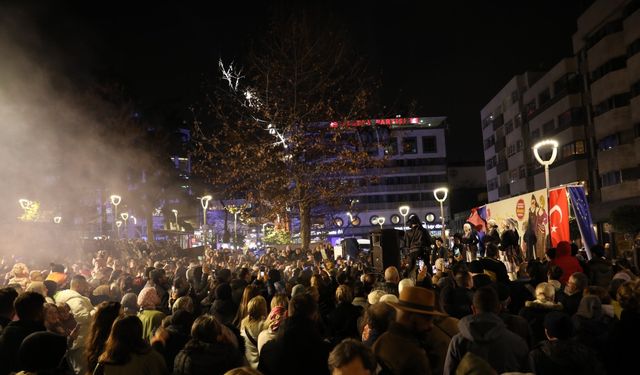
[{"xmin": 549, "ymin": 188, "xmax": 570, "ymax": 246}]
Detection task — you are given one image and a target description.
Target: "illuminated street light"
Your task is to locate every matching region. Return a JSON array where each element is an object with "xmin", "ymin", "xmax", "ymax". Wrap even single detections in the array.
[
  {"xmin": 398, "ymin": 205, "xmax": 410, "ymax": 234},
  {"xmin": 172, "ymin": 209, "xmax": 179, "ymax": 230},
  {"xmin": 121, "ymin": 212, "xmax": 129, "ymax": 239},
  {"xmin": 53, "ymin": 216, "xmax": 62, "ymax": 224},
  {"xmin": 115, "ymin": 219, "xmax": 122, "ymax": 238},
  {"xmin": 200, "ymin": 195, "xmax": 212, "ymax": 246},
  {"xmin": 18, "ymin": 199, "xmax": 32, "ymax": 210},
  {"xmin": 533, "ymin": 139, "xmax": 558, "ymax": 247},
  {"xmin": 110, "ymin": 195, "xmax": 121, "ymax": 239},
  {"xmin": 433, "ymin": 187, "xmax": 449, "ymax": 240},
  {"xmin": 377, "ymin": 216, "xmax": 385, "ymax": 229}
]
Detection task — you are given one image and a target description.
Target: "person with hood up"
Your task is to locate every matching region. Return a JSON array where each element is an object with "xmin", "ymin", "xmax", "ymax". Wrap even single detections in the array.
[
  {"xmin": 444, "ymin": 287, "xmax": 529, "ymax": 375},
  {"xmin": 571, "ymin": 295, "xmax": 610, "ymax": 356},
  {"xmin": 403, "ymin": 215, "xmax": 431, "ymax": 277},
  {"xmin": 551, "ymin": 241, "xmax": 582, "ymax": 285},
  {"xmin": 137, "ymin": 287, "xmax": 166, "ymax": 343},
  {"xmin": 528, "ymin": 311, "xmax": 604, "ymax": 374}
]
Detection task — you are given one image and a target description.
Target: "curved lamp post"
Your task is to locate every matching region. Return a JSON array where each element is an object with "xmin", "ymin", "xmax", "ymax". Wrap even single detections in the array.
[
  {"xmin": 53, "ymin": 216, "xmax": 62, "ymax": 224},
  {"xmin": 377, "ymin": 216, "xmax": 386, "ymax": 230},
  {"xmin": 533, "ymin": 139, "xmax": 558, "ymax": 247},
  {"xmin": 172, "ymin": 209, "xmax": 179, "ymax": 230},
  {"xmin": 200, "ymin": 195, "xmax": 212, "ymax": 246},
  {"xmin": 399, "ymin": 205, "xmax": 410, "ymax": 234},
  {"xmin": 115, "ymin": 219, "xmax": 122, "ymax": 238},
  {"xmin": 121, "ymin": 212, "xmax": 129, "ymax": 239},
  {"xmin": 433, "ymin": 187, "xmax": 449, "ymax": 240},
  {"xmin": 110, "ymin": 195, "xmax": 121, "ymax": 238}
]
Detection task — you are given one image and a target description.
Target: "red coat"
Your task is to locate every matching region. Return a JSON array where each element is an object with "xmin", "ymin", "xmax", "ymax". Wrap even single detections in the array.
[{"xmin": 552, "ymin": 241, "xmax": 582, "ymax": 284}]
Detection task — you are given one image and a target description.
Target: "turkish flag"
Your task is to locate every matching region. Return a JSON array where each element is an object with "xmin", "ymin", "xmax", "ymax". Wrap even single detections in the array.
[{"xmin": 549, "ymin": 188, "xmax": 570, "ymax": 246}]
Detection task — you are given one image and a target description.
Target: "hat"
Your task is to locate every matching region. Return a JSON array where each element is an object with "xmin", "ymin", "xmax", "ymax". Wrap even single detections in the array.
[
  {"xmin": 386, "ymin": 286, "xmax": 446, "ymax": 316},
  {"xmin": 613, "ymin": 272, "xmax": 631, "ymax": 282}
]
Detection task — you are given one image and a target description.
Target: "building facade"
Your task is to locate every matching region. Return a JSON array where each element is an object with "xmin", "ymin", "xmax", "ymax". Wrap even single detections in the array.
[
  {"xmin": 330, "ymin": 117, "xmax": 451, "ymax": 239},
  {"xmin": 481, "ymin": 0, "xmax": 640, "ymax": 228}
]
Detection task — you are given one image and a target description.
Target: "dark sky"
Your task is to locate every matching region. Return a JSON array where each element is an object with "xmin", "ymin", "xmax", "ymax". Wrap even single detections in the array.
[{"xmin": 7, "ymin": 0, "xmax": 585, "ymax": 163}]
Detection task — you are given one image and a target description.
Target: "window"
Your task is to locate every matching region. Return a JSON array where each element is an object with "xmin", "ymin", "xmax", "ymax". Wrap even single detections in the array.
[
  {"xmin": 422, "ymin": 136, "xmax": 437, "ymax": 153},
  {"xmin": 384, "ymin": 138, "xmax": 398, "ymax": 155},
  {"xmin": 557, "ymin": 107, "xmax": 585, "ymax": 127},
  {"xmin": 542, "ymin": 120, "xmax": 555, "ymax": 135},
  {"xmin": 562, "ymin": 140, "xmax": 586, "ymax": 158},
  {"xmin": 531, "ymin": 129, "xmax": 540, "ymax": 140},
  {"xmin": 538, "ymin": 88, "xmax": 551, "ymax": 106},
  {"xmin": 505, "ymin": 121, "xmax": 514, "ymax": 135},
  {"xmin": 507, "ymin": 144, "xmax": 516, "ymax": 157},
  {"xmin": 593, "ymin": 93, "xmax": 630, "ymax": 117},
  {"xmin": 631, "ymin": 79, "xmax": 640, "ymax": 98},
  {"xmin": 598, "ymin": 134, "xmax": 620, "ymax": 151},
  {"xmin": 635, "ymin": 123, "xmax": 640, "ymax": 138},
  {"xmin": 511, "ymin": 90, "xmax": 519, "ymax": 104},
  {"xmin": 586, "ymin": 19, "xmax": 623, "ymax": 49},
  {"xmin": 484, "ymin": 135, "xmax": 495, "ymax": 150},
  {"xmin": 488, "ymin": 177, "xmax": 498, "ymax": 191},
  {"xmin": 554, "ymin": 72, "xmax": 581, "ymax": 95},
  {"xmin": 525, "ymin": 100, "xmax": 536, "ymax": 117},
  {"xmin": 518, "ymin": 165, "xmax": 526, "ymax": 178},
  {"xmin": 509, "ymin": 169, "xmax": 519, "ymax": 182},
  {"xmin": 591, "ymin": 56, "xmax": 626, "ymax": 83},
  {"xmin": 401, "ymin": 137, "xmax": 417, "ymax": 154},
  {"xmin": 486, "ymin": 156, "xmax": 497, "ymax": 170},
  {"xmin": 482, "ymin": 116, "xmax": 493, "ymax": 129},
  {"xmin": 601, "ymin": 171, "xmax": 621, "ymax": 187}
]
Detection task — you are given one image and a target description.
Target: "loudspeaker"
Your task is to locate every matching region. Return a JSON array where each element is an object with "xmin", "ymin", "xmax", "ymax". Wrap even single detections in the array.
[
  {"xmin": 370, "ymin": 229, "xmax": 401, "ymax": 272},
  {"xmin": 343, "ymin": 238, "xmax": 360, "ymax": 259}
]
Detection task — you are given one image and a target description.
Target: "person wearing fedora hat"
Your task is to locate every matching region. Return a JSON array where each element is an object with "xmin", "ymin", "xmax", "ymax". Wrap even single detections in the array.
[{"xmin": 373, "ymin": 286, "xmax": 445, "ymax": 375}]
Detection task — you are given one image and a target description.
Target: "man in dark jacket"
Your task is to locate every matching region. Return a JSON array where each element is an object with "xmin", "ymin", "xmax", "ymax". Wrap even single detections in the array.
[
  {"xmin": 0, "ymin": 292, "xmax": 47, "ymax": 375},
  {"xmin": 444, "ymin": 287, "xmax": 529, "ymax": 374},
  {"xmin": 0, "ymin": 287, "xmax": 18, "ymax": 331},
  {"xmin": 584, "ymin": 244, "xmax": 612, "ymax": 288},
  {"xmin": 403, "ymin": 215, "xmax": 431, "ymax": 276},
  {"xmin": 557, "ymin": 272, "xmax": 587, "ymax": 316},
  {"xmin": 259, "ymin": 293, "xmax": 330, "ymax": 375},
  {"xmin": 529, "ymin": 312, "xmax": 604, "ymax": 374},
  {"xmin": 479, "ymin": 244, "xmax": 510, "ymax": 285}
]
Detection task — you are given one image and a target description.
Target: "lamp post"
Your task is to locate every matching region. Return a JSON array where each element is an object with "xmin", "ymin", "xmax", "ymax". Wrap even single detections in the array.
[
  {"xmin": 200, "ymin": 195, "xmax": 212, "ymax": 246},
  {"xmin": 399, "ymin": 205, "xmax": 410, "ymax": 234},
  {"xmin": 433, "ymin": 187, "xmax": 449, "ymax": 240},
  {"xmin": 234, "ymin": 211, "xmax": 240, "ymax": 251},
  {"xmin": 377, "ymin": 216, "xmax": 385, "ymax": 230},
  {"xmin": 53, "ymin": 216, "xmax": 62, "ymax": 224},
  {"xmin": 120, "ymin": 212, "xmax": 129, "ymax": 239},
  {"xmin": 172, "ymin": 209, "xmax": 179, "ymax": 230},
  {"xmin": 110, "ymin": 195, "xmax": 121, "ymax": 238},
  {"xmin": 533, "ymin": 139, "xmax": 558, "ymax": 247},
  {"xmin": 115, "ymin": 220, "xmax": 122, "ymax": 238}
]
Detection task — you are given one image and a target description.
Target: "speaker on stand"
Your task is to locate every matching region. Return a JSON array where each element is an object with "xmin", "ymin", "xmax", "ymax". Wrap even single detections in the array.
[{"xmin": 369, "ymin": 229, "xmax": 402, "ymax": 272}]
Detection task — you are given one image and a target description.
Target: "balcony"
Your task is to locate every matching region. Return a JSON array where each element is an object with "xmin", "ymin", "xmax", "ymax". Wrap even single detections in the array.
[
  {"xmin": 492, "ymin": 114, "xmax": 504, "ymax": 131},
  {"xmin": 495, "ymin": 137, "xmax": 506, "ymax": 153},
  {"xmin": 496, "ymin": 160, "xmax": 508, "ymax": 174},
  {"xmin": 498, "ymin": 184, "xmax": 511, "ymax": 197}
]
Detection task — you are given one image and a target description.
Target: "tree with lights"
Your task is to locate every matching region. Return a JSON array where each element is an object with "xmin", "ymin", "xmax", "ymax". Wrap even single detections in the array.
[{"xmin": 192, "ymin": 13, "xmax": 381, "ymax": 250}]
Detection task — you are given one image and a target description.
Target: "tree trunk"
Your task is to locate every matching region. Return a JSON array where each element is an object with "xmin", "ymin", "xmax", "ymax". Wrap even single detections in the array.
[
  {"xmin": 146, "ymin": 209, "xmax": 155, "ymax": 244},
  {"xmin": 299, "ymin": 201, "xmax": 311, "ymax": 251}
]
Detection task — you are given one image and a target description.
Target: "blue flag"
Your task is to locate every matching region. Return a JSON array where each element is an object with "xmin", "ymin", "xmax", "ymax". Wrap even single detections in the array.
[{"xmin": 568, "ymin": 186, "xmax": 597, "ymax": 258}]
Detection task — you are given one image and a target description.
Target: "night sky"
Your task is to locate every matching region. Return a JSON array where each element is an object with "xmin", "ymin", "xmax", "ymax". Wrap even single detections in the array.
[{"xmin": 5, "ymin": 0, "xmax": 584, "ymax": 163}]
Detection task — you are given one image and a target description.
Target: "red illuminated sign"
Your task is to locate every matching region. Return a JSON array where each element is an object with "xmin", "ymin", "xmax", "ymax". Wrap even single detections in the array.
[{"xmin": 330, "ymin": 117, "xmax": 426, "ymax": 128}]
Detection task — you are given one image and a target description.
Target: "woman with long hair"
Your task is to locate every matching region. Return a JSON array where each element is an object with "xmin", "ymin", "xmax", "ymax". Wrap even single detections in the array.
[
  {"xmin": 233, "ymin": 285, "xmax": 259, "ymax": 327},
  {"xmin": 85, "ymin": 301, "xmax": 122, "ymax": 374},
  {"xmin": 257, "ymin": 294, "xmax": 288, "ymax": 353},
  {"xmin": 97, "ymin": 315, "xmax": 168, "ymax": 375},
  {"xmin": 239, "ymin": 296, "xmax": 267, "ymax": 368}
]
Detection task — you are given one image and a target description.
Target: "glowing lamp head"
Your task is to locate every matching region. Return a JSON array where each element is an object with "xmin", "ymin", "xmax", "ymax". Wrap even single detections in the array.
[
  {"xmin": 110, "ymin": 195, "xmax": 121, "ymax": 206},
  {"xmin": 53, "ymin": 216, "xmax": 62, "ymax": 224},
  {"xmin": 399, "ymin": 205, "xmax": 410, "ymax": 217},
  {"xmin": 130, "ymin": 216, "xmax": 137, "ymax": 225},
  {"xmin": 377, "ymin": 217, "xmax": 386, "ymax": 227},
  {"xmin": 18, "ymin": 199, "xmax": 32, "ymax": 210},
  {"xmin": 200, "ymin": 195, "xmax": 213, "ymax": 209},
  {"xmin": 433, "ymin": 187, "xmax": 449, "ymax": 202},
  {"xmin": 115, "ymin": 220, "xmax": 122, "ymax": 228},
  {"xmin": 532, "ymin": 139, "xmax": 559, "ymax": 166},
  {"xmin": 120, "ymin": 212, "xmax": 129, "ymax": 221}
]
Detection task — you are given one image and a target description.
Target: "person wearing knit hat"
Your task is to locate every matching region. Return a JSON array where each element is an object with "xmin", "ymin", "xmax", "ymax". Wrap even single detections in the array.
[
  {"xmin": 137, "ymin": 287, "xmax": 165, "ymax": 343},
  {"xmin": 121, "ymin": 292, "xmax": 139, "ymax": 316}
]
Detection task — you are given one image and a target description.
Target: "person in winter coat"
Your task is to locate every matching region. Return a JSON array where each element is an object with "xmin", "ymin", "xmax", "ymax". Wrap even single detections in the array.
[
  {"xmin": 519, "ymin": 282, "xmax": 564, "ymax": 344},
  {"xmin": 137, "ymin": 286, "xmax": 166, "ymax": 343},
  {"xmin": 174, "ymin": 314, "xmax": 244, "ymax": 375},
  {"xmin": 529, "ymin": 312, "xmax": 604, "ymax": 374},
  {"xmin": 239, "ymin": 296, "xmax": 267, "ymax": 369},
  {"xmin": 605, "ymin": 280, "xmax": 640, "ymax": 374},
  {"xmin": 259, "ymin": 293, "xmax": 330, "ymax": 375},
  {"xmin": 444, "ymin": 287, "xmax": 529, "ymax": 375},
  {"xmin": 557, "ymin": 272, "xmax": 587, "ymax": 316},
  {"xmin": 584, "ymin": 244, "xmax": 612, "ymax": 288},
  {"xmin": 54, "ymin": 275, "xmax": 95, "ymax": 374},
  {"xmin": 327, "ymin": 285, "xmax": 363, "ymax": 346},
  {"xmin": 403, "ymin": 215, "xmax": 431, "ymax": 276},
  {"xmin": 97, "ymin": 315, "xmax": 168, "ymax": 375},
  {"xmin": 151, "ymin": 310, "xmax": 193, "ymax": 371},
  {"xmin": 0, "ymin": 292, "xmax": 47, "ymax": 375},
  {"xmin": 571, "ymin": 295, "xmax": 610, "ymax": 356},
  {"xmin": 551, "ymin": 241, "xmax": 582, "ymax": 285}
]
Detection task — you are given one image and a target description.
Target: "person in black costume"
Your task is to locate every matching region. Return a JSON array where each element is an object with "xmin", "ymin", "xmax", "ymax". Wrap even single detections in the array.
[{"xmin": 403, "ymin": 215, "xmax": 431, "ymax": 277}]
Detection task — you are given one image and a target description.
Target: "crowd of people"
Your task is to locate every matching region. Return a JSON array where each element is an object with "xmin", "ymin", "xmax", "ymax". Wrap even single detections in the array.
[{"xmin": 0, "ymin": 221, "xmax": 639, "ymax": 375}]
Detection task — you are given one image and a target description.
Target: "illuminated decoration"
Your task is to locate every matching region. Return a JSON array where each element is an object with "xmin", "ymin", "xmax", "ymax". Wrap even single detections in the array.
[
  {"xmin": 115, "ymin": 220, "xmax": 122, "ymax": 228},
  {"xmin": 377, "ymin": 216, "xmax": 385, "ymax": 229},
  {"xmin": 218, "ymin": 59, "xmax": 288, "ymax": 149},
  {"xmin": 130, "ymin": 216, "xmax": 137, "ymax": 225},
  {"xmin": 334, "ymin": 217, "xmax": 344, "ymax": 227},
  {"xmin": 329, "ymin": 117, "xmax": 444, "ymax": 128},
  {"xmin": 120, "ymin": 212, "xmax": 129, "ymax": 221},
  {"xmin": 390, "ymin": 214, "xmax": 401, "ymax": 225},
  {"xmin": 18, "ymin": 199, "xmax": 40, "ymax": 222},
  {"xmin": 425, "ymin": 213, "xmax": 436, "ymax": 223},
  {"xmin": 369, "ymin": 215, "xmax": 379, "ymax": 225},
  {"xmin": 350, "ymin": 216, "xmax": 361, "ymax": 226}
]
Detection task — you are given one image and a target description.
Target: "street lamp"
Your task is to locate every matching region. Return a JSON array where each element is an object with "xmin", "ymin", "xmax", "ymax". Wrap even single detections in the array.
[
  {"xmin": 53, "ymin": 216, "xmax": 62, "ymax": 224},
  {"xmin": 200, "ymin": 195, "xmax": 212, "ymax": 246},
  {"xmin": 172, "ymin": 209, "xmax": 179, "ymax": 230},
  {"xmin": 115, "ymin": 220, "xmax": 122, "ymax": 238},
  {"xmin": 234, "ymin": 211, "xmax": 240, "ymax": 251},
  {"xmin": 533, "ymin": 139, "xmax": 558, "ymax": 247},
  {"xmin": 433, "ymin": 187, "xmax": 449, "ymax": 240},
  {"xmin": 399, "ymin": 205, "xmax": 410, "ymax": 234},
  {"xmin": 377, "ymin": 216, "xmax": 385, "ymax": 229},
  {"xmin": 120, "ymin": 212, "xmax": 129, "ymax": 239},
  {"xmin": 18, "ymin": 199, "xmax": 32, "ymax": 210},
  {"xmin": 110, "ymin": 195, "xmax": 121, "ymax": 238}
]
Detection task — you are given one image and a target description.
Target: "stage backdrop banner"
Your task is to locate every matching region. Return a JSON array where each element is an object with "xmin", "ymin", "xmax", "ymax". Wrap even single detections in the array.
[{"xmin": 486, "ymin": 188, "xmax": 548, "ymax": 258}]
